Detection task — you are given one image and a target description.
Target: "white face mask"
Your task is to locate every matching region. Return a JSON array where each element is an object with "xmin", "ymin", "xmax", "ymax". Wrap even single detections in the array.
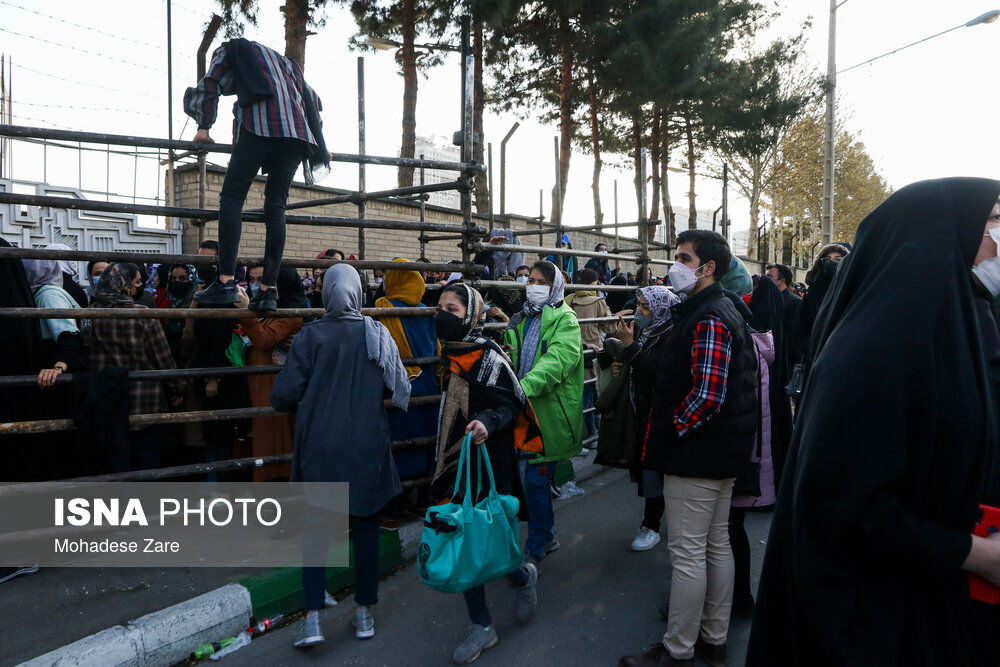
[
  {"xmin": 515, "ymin": 275, "xmax": 529, "ymax": 284},
  {"xmin": 525, "ymin": 284, "xmax": 550, "ymax": 306},
  {"xmin": 375, "ymin": 276, "xmax": 384, "ymax": 285},
  {"xmin": 973, "ymin": 227, "xmax": 1000, "ymax": 296},
  {"xmin": 668, "ymin": 262, "xmax": 706, "ymax": 294}
]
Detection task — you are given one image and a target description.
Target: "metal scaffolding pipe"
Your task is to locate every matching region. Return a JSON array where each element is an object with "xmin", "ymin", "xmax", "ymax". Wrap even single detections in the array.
[
  {"xmin": 0, "ymin": 357, "xmax": 443, "ymax": 388},
  {"xmin": 0, "ymin": 192, "xmax": 488, "ymax": 235},
  {"xmin": 0, "ymin": 306, "xmax": 434, "ymax": 320},
  {"xmin": 471, "ymin": 279, "xmax": 639, "ymax": 293},
  {"xmin": 0, "ymin": 395, "xmax": 444, "ymax": 435},
  {"xmin": 0, "ymin": 124, "xmax": 485, "ymax": 173},
  {"xmin": 0, "ymin": 246, "xmax": 481, "ymax": 274},
  {"xmin": 273, "ymin": 181, "xmax": 463, "ymax": 212},
  {"xmin": 473, "ymin": 241, "xmax": 672, "ymax": 265}
]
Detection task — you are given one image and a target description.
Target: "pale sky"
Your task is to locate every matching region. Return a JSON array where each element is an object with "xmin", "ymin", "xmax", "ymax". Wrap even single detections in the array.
[{"xmin": 1, "ymin": 0, "xmax": 998, "ymax": 246}]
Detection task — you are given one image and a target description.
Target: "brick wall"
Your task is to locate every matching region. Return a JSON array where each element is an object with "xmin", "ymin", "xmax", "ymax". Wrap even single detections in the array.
[{"xmin": 174, "ymin": 164, "xmax": 674, "ymax": 277}]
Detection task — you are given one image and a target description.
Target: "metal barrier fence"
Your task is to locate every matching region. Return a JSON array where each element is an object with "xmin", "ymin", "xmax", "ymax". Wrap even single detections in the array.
[{"xmin": 0, "ymin": 15, "xmax": 658, "ymax": 488}]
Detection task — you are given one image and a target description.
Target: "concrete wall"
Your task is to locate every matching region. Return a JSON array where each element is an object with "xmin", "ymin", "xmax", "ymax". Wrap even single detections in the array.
[{"xmin": 173, "ymin": 164, "xmax": 673, "ymax": 276}]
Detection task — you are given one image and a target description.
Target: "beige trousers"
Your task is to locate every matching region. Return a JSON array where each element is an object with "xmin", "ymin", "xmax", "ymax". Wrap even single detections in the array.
[{"xmin": 661, "ymin": 475, "xmax": 736, "ymax": 659}]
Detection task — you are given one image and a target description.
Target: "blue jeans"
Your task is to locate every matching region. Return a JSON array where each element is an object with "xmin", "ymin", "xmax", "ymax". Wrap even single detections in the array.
[
  {"xmin": 582, "ymin": 384, "xmax": 596, "ymax": 438},
  {"xmin": 523, "ymin": 461, "xmax": 556, "ymax": 561}
]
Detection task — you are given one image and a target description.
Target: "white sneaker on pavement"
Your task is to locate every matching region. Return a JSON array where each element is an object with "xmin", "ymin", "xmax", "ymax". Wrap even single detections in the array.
[{"xmin": 630, "ymin": 527, "xmax": 661, "ymax": 552}]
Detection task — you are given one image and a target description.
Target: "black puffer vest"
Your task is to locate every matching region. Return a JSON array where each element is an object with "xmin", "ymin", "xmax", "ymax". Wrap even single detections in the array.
[{"xmin": 644, "ymin": 282, "xmax": 756, "ymax": 479}]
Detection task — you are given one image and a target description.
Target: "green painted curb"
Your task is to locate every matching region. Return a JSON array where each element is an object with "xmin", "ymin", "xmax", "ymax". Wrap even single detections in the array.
[{"xmin": 238, "ymin": 528, "xmax": 403, "ymax": 619}]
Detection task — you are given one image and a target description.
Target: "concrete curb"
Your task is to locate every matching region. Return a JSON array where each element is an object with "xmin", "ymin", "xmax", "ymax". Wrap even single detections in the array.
[
  {"xmin": 23, "ymin": 452, "xmax": 609, "ymax": 666},
  {"xmin": 21, "ymin": 583, "xmax": 252, "ymax": 667}
]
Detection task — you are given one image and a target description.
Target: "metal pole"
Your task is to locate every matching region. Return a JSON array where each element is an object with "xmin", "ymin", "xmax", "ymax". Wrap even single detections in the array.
[
  {"xmin": 722, "ymin": 162, "xmax": 729, "ymax": 242},
  {"xmin": 640, "ymin": 147, "xmax": 649, "ymax": 286},
  {"xmin": 553, "ymin": 136, "xmax": 562, "ymax": 270},
  {"xmin": 166, "ymin": 0, "xmax": 176, "ymax": 232},
  {"xmin": 821, "ymin": 0, "xmax": 837, "ymax": 247},
  {"xmin": 419, "ymin": 154, "xmax": 426, "ymax": 259},
  {"xmin": 499, "ymin": 121, "xmax": 519, "ymax": 215},
  {"xmin": 459, "ymin": 16, "xmax": 474, "ymax": 273},
  {"xmin": 487, "ymin": 142, "xmax": 494, "ymax": 233},
  {"xmin": 357, "ymin": 57, "xmax": 366, "ymax": 260},
  {"xmin": 614, "ymin": 179, "xmax": 621, "ymax": 272}
]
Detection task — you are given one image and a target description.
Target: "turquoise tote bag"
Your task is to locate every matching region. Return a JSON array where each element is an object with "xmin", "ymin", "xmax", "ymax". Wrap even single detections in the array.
[{"xmin": 417, "ymin": 434, "xmax": 522, "ymax": 593}]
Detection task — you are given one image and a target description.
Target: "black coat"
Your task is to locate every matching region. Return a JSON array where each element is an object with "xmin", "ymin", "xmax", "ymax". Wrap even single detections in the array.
[
  {"xmin": 644, "ymin": 282, "xmax": 757, "ymax": 479},
  {"xmin": 748, "ymin": 178, "xmax": 1000, "ymax": 666}
]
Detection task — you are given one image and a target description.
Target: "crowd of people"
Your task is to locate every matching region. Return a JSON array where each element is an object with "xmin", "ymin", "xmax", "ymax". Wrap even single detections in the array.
[{"xmin": 5, "ymin": 177, "xmax": 1000, "ymax": 665}]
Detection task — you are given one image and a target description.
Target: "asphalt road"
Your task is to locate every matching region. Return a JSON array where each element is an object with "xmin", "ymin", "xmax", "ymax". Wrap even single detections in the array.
[{"xmin": 234, "ymin": 469, "xmax": 772, "ymax": 666}]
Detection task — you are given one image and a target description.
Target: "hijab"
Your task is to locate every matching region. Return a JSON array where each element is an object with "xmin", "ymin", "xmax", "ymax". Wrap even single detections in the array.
[
  {"xmin": 635, "ymin": 286, "xmax": 680, "ymax": 348},
  {"xmin": 378, "ymin": 258, "xmax": 426, "ymax": 307},
  {"xmin": 21, "ymin": 258, "xmax": 63, "ymax": 291},
  {"xmin": 749, "ymin": 178, "xmax": 1000, "ymax": 666},
  {"xmin": 45, "ymin": 243, "xmax": 79, "ymax": 279},
  {"xmin": 91, "ymin": 262, "xmax": 136, "ymax": 307},
  {"xmin": 438, "ymin": 283, "xmax": 488, "ymax": 353},
  {"xmin": 721, "ymin": 255, "xmax": 753, "ymax": 297},
  {"xmin": 321, "ymin": 264, "xmax": 411, "ymax": 410},
  {"xmin": 275, "ymin": 267, "xmax": 308, "ymax": 309},
  {"xmin": 0, "ymin": 238, "xmax": 42, "ymax": 382},
  {"xmin": 520, "ymin": 260, "xmax": 565, "ymax": 318}
]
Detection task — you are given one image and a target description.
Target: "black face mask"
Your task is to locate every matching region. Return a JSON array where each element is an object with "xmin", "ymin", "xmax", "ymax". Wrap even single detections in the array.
[
  {"xmin": 200, "ymin": 265, "xmax": 219, "ymax": 284},
  {"xmin": 168, "ymin": 280, "xmax": 192, "ymax": 298},
  {"xmin": 434, "ymin": 310, "xmax": 467, "ymax": 342}
]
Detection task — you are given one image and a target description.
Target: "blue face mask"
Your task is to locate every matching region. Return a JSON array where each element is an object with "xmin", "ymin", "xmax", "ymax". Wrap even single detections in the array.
[
  {"xmin": 91, "ymin": 276, "xmax": 101, "ymax": 287},
  {"xmin": 250, "ymin": 282, "xmax": 261, "ymax": 296},
  {"xmin": 633, "ymin": 312, "xmax": 652, "ymax": 329}
]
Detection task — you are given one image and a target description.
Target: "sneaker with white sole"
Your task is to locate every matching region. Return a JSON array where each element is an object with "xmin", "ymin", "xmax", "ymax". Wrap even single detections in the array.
[
  {"xmin": 630, "ymin": 526, "xmax": 661, "ymax": 552},
  {"xmin": 514, "ymin": 563, "xmax": 538, "ymax": 622},
  {"xmin": 452, "ymin": 624, "xmax": 498, "ymax": 664},
  {"xmin": 353, "ymin": 607, "xmax": 375, "ymax": 639},
  {"xmin": 293, "ymin": 614, "xmax": 325, "ymax": 649}
]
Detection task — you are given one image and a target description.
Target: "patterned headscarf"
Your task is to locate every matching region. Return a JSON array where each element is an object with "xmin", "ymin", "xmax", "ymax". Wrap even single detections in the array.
[
  {"xmin": 92, "ymin": 262, "xmax": 137, "ymax": 307},
  {"xmin": 636, "ymin": 286, "xmax": 680, "ymax": 348},
  {"xmin": 439, "ymin": 282, "xmax": 488, "ymax": 353}
]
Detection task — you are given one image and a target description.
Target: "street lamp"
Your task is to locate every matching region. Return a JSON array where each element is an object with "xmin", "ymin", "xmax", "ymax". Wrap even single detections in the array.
[{"xmin": 821, "ymin": 6, "xmax": 1000, "ymax": 246}]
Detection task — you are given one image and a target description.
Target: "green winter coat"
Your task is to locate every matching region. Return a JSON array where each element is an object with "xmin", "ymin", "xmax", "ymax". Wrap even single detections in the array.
[{"xmin": 504, "ymin": 302, "xmax": 584, "ymax": 463}]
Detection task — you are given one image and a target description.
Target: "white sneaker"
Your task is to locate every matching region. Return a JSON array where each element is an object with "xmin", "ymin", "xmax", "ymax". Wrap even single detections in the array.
[{"xmin": 630, "ymin": 527, "xmax": 661, "ymax": 552}]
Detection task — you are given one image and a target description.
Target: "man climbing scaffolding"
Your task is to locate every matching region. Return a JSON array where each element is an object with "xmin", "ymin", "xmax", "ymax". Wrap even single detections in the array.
[{"xmin": 184, "ymin": 38, "xmax": 330, "ymax": 312}]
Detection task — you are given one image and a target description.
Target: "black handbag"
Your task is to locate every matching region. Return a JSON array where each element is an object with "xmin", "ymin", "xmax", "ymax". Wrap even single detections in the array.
[{"xmin": 734, "ymin": 343, "xmax": 764, "ymax": 497}]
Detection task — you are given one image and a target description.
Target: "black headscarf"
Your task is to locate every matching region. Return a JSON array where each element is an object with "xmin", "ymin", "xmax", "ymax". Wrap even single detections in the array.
[
  {"xmin": 0, "ymin": 238, "xmax": 42, "ymax": 395},
  {"xmin": 749, "ymin": 178, "xmax": 1000, "ymax": 666},
  {"xmin": 605, "ymin": 274, "xmax": 630, "ymax": 313},
  {"xmin": 275, "ymin": 267, "xmax": 308, "ymax": 309},
  {"xmin": 747, "ymin": 275, "xmax": 793, "ymax": 485}
]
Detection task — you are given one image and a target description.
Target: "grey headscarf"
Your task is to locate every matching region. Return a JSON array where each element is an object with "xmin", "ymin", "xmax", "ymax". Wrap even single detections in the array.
[
  {"xmin": 45, "ymin": 243, "xmax": 78, "ymax": 279},
  {"xmin": 517, "ymin": 260, "xmax": 566, "ymax": 379},
  {"xmin": 322, "ymin": 264, "xmax": 411, "ymax": 410},
  {"xmin": 488, "ymin": 228, "xmax": 525, "ymax": 277},
  {"xmin": 21, "ymin": 258, "xmax": 63, "ymax": 291},
  {"xmin": 520, "ymin": 260, "xmax": 566, "ymax": 318}
]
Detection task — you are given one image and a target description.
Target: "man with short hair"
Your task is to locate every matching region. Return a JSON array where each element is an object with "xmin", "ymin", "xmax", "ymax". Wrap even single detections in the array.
[
  {"xmin": 766, "ymin": 263, "xmax": 802, "ymax": 370},
  {"xmin": 621, "ymin": 229, "xmax": 757, "ymax": 667}
]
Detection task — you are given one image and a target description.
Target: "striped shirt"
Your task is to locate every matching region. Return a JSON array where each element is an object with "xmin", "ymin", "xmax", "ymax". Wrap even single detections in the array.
[
  {"xmin": 183, "ymin": 42, "xmax": 319, "ymax": 146},
  {"xmin": 674, "ymin": 315, "xmax": 732, "ymax": 437}
]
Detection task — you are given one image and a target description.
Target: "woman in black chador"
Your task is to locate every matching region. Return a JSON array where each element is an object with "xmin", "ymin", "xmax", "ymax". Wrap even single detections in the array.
[{"xmin": 749, "ymin": 178, "xmax": 1000, "ymax": 666}]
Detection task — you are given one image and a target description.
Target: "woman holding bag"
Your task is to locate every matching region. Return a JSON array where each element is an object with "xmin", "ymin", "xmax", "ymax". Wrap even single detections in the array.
[{"xmin": 431, "ymin": 283, "xmax": 544, "ymax": 665}]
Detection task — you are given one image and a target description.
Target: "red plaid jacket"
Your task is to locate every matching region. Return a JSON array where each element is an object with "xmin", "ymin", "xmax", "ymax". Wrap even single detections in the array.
[{"xmin": 674, "ymin": 315, "xmax": 732, "ymax": 437}]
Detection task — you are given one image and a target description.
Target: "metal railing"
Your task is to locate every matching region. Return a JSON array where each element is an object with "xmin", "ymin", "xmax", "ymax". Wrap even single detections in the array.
[{"xmin": 0, "ymin": 15, "xmax": 649, "ymax": 488}]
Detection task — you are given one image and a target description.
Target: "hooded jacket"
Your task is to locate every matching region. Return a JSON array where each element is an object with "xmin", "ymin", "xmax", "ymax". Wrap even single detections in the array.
[{"xmin": 504, "ymin": 302, "xmax": 584, "ymax": 463}]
